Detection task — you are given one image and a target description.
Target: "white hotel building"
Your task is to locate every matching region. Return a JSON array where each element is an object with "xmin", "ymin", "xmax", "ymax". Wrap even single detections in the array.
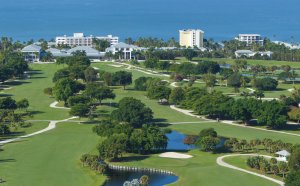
[
  {"xmin": 179, "ymin": 29, "xmax": 204, "ymax": 48},
  {"xmin": 237, "ymin": 34, "xmax": 264, "ymax": 46},
  {"xmin": 55, "ymin": 33, "xmax": 119, "ymax": 47}
]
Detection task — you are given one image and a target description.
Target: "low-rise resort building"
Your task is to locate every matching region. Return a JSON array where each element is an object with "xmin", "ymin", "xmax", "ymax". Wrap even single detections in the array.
[
  {"xmin": 21, "ymin": 44, "xmax": 43, "ymax": 62},
  {"xmin": 55, "ymin": 33, "xmax": 119, "ymax": 47},
  {"xmin": 236, "ymin": 34, "xmax": 264, "ymax": 46}
]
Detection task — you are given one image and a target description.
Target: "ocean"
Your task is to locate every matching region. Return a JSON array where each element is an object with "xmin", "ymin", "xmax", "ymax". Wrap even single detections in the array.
[{"xmin": 0, "ymin": 0, "xmax": 299, "ymax": 42}]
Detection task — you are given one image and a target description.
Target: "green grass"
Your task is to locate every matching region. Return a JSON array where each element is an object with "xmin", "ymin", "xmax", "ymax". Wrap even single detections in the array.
[
  {"xmin": 1, "ymin": 64, "xmax": 69, "ymax": 120},
  {"xmin": 2, "ymin": 62, "xmax": 300, "ymax": 186},
  {"xmin": 183, "ymin": 57, "xmax": 300, "ymax": 68},
  {"xmin": 224, "ymin": 155, "xmax": 283, "ymax": 181},
  {"xmin": 112, "ymin": 150, "xmax": 277, "ymax": 186},
  {"xmin": 0, "ymin": 121, "xmax": 50, "ymax": 141},
  {"xmin": 0, "ymin": 122, "xmax": 105, "ymax": 186},
  {"xmin": 169, "ymin": 122, "xmax": 300, "ymax": 144}
]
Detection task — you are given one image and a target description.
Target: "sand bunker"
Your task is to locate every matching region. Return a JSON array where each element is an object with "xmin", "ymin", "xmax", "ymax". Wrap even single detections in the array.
[{"xmin": 159, "ymin": 152, "xmax": 193, "ymax": 159}]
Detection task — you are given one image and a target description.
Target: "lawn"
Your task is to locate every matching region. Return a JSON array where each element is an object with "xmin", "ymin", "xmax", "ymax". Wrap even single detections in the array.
[
  {"xmin": 0, "ymin": 121, "xmax": 49, "ymax": 141},
  {"xmin": 0, "ymin": 122, "xmax": 105, "ymax": 186},
  {"xmin": 1, "ymin": 64, "xmax": 70, "ymax": 120},
  {"xmin": 183, "ymin": 57, "xmax": 300, "ymax": 68}
]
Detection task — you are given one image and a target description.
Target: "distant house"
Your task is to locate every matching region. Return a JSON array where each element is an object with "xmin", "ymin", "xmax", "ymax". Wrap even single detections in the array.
[
  {"xmin": 235, "ymin": 50, "xmax": 256, "ymax": 58},
  {"xmin": 105, "ymin": 42, "xmax": 141, "ymax": 60},
  {"xmin": 21, "ymin": 44, "xmax": 42, "ymax": 62},
  {"xmin": 235, "ymin": 50, "xmax": 273, "ymax": 58},
  {"xmin": 257, "ymin": 51, "xmax": 273, "ymax": 58},
  {"xmin": 275, "ymin": 150, "xmax": 291, "ymax": 162},
  {"xmin": 236, "ymin": 34, "xmax": 264, "ymax": 46}
]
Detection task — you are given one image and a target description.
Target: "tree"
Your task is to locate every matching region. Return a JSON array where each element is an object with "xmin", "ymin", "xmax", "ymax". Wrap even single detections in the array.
[
  {"xmin": 0, "ymin": 97, "xmax": 17, "ymax": 110},
  {"xmin": 147, "ymin": 85, "xmax": 171, "ymax": 100},
  {"xmin": 230, "ymin": 99, "xmax": 252, "ymax": 124},
  {"xmin": 257, "ymin": 100, "xmax": 287, "ymax": 129},
  {"xmin": 195, "ymin": 61, "xmax": 220, "ymax": 74},
  {"xmin": 227, "ymin": 73, "xmax": 242, "ymax": 91},
  {"xmin": 67, "ymin": 95, "xmax": 91, "ymax": 107},
  {"xmin": 169, "ymin": 87, "xmax": 185, "ymax": 105},
  {"xmin": 98, "ymin": 133, "xmax": 128, "ymax": 161},
  {"xmin": 144, "ymin": 58, "xmax": 158, "ymax": 69},
  {"xmin": 52, "ymin": 68, "xmax": 70, "ymax": 82},
  {"xmin": 112, "ymin": 71, "xmax": 132, "ymax": 89},
  {"xmin": 84, "ymin": 84, "xmax": 115, "ymax": 104},
  {"xmin": 196, "ymin": 136, "xmax": 220, "ymax": 152},
  {"xmin": 17, "ymin": 98, "xmax": 29, "ymax": 110},
  {"xmin": 271, "ymin": 165, "xmax": 279, "ymax": 175},
  {"xmin": 69, "ymin": 103, "xmax": 90, "ymax": 118},
  {"xmin": 253, "ymin": 90, "xmax": 265, "ymax": 100},
  {"xmin": 176, "ymin": 62, "xmax": 195, "ymax": 77},
  {"xmin": 140, "ymin": 175, "xmax": 150, "ymax": 186},
  {"xmin": 111, "ymin": 97, "xmax": 153, "ymax": 128},
  {"xmin": 183, "ymin": 135, "xmax": 197, "ymax": 147},
  {"xmin": 288, "ymin": 107, "xmax": 300, "ymax": 123},
  {"xmin": 158, "ymin": 61, "xmax": 171, "ymax": 71},
  {"xmin": 182, "ymin": 49, "xmax": 197, "ymax": 61},
  {"xmin": 134, "ymin": 77, "xmax": 152, "ymax": 91},
  {"xmin": 84, "ymin": 67, "xmax": 98, "ymax": 83},
  {"xmin": 278, "ymin": 161, "xmax": 289, "ymax": 178},
  {"xmin": 52, "ymin": 78, "xmax": 85, "ymax": 104},
  {"xmin": 285, "ymin": 171, "xmax": 300, "ymax": 186},
  {"xmin": 289, "ymin": 147, "xmax": 300, "ymax": 171},
  {"xmin": 43, "ymin": 87, "xmax": 53, "ymax": 96},
  {"xmin": 102, "ymin": 72, "xmax": 112, "ymax": 86},
  {"xmin": 202, "ymin": 73, "xmax": 216, "ymax": 91},
  {"xmin": 92, "ymin": 39, "xmax": 111, "ymax": 52},
  {"xmin": 254, "ymin": 77, "xmax": 278, "ymax": 91},
  {"xmin": 199, "ymin": 128, "xmax": 217, "ymax": 138}
]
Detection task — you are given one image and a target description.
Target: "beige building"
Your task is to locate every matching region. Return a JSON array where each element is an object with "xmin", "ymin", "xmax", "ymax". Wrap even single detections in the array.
[{"xmin": 179, "ymin": 29, "xmax": 204, "ymax": 48}]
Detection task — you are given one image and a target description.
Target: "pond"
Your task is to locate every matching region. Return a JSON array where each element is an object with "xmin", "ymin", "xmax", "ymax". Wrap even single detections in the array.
[
  {"xmin": 104, "ymin": 130, "xmax": 225, "ymax": 186},
  {"xmin": 104, "ymin": 170, "xmax": 178, "ymax": 186},
  {"xmin": 166, "ymin": 130, "xmax": 195, "ymax": 150}
]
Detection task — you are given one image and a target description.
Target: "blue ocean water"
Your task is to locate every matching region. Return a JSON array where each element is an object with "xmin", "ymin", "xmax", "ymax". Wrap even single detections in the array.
[{"xmin": 0, "ymin": 0, "xmax": 299, "ymax": 42}]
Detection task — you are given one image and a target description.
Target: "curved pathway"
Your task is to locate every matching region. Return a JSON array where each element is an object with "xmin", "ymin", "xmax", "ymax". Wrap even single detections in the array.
[
  {"xmin": 170, "ymin": 105, "xmax": 300, "ymax": 137},
  {"xmin": 0, "ymin": 101, "xmax": 78, "ymax": 145},
  {"xmin": 50, "ymin": 101, "xmax": 70, "ymax": 110},
  {"xmin": 0, "ymin": 117, "xmax": 78, "ymax": 145},
  {"xmin": 216, "ymin": 154, "xmax": 284, "ymax": 186}
]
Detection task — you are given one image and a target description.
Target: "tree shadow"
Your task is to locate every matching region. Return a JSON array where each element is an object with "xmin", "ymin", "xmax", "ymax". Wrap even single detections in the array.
[
  {"xmin": 0, "ymin": 158, "xmax": 16, "ymax": 163},
  {"xmin": 101, "ymin": 102, "xmax": 118, "ymax": 108},
  {"xmin": 117, "ymin": 155, "xmax": 150, "ymax": 162},
  {"xmin": 29, "ymin": 76, "xmax": 47, "ymax": 79},
  {"xmin": 152, "ymin": 118, "xmax": 167, "ymax": 123},
  {"xmin": 0, "ymin": 94, "xmax": 13, "ymax": 97},
  {"xmin": 0, "ymin": 132, "xmax": 25, "ymax": 140},
  {"xmin": 28, "ymin": 110, "xmax": 45, "ymax": 116},
  {"xmin": 3, "ymin": 81, "xmax": 31, "ymax": 86}
]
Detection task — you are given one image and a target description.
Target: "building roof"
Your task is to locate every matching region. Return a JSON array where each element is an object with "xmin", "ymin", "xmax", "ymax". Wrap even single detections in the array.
[
  {"xmin": 110, "ymin": 42, "xmax": 139, "ymax": 49},
  {"xmin": 235, "ymin": 50, "xmax": 254, "ymax": 54},
  {"xmin": 46, "ymin": 48, "xmax": 62, "ymax": 54},
  {"xmin": 239, "ymin": 34, "xmax": 261, "ymax": 36},
  {"xmin": 179, "ymin": 29, "xmax": 204, "ymax": 33},
  {"xmin": 275, "ymin": 150, "xmax": 291, "ymax": 157},
  {"xmin": 22, "ymin": 44, "xmax": 42, "ymax": 52},
  {"xmin": 67, "ymin": 46, "xmax": 100, "ymax": 56}
]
